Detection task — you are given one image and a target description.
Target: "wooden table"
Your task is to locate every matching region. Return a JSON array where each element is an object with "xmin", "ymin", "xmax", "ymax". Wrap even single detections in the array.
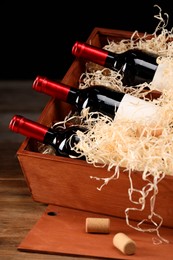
[{"xmin": 0, "ymin": 80, "xmax": 97, "ymax": 260}]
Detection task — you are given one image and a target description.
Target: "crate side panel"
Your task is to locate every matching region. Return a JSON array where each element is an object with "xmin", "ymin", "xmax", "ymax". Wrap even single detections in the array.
[{"xmin": 17, "ymin": 152, "xmax": 173, "ymax": 228}]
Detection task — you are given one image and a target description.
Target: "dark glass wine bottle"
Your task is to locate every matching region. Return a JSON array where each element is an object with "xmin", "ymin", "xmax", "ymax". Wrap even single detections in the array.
[
  {"xmin": 9, "ymin": 115, "xmax": 87, "ymax": 159},
  {"xmin": 72, "ymin": 41, "xmax": 160, "ymax": 87},
  {"xmin": 33, "ymin": 76, "xmax": 161, "ymax": 124}
]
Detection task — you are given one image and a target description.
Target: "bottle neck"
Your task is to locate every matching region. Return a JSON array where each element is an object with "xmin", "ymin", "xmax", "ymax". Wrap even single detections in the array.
[
  {"xmin": 33, "ymin": 76, "xmax": 73, "ymax": 102},
  {"xmin": 9, "ymin": 115, "xmax": 53, "ymax": 143},
  {"xmin": 72, "ymin": 41, "xmax": 109, "ymax": 66}
]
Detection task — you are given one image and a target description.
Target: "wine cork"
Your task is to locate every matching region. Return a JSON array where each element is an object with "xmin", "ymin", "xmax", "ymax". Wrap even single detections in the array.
[
  {"xmin": 85, "ymin": 217, "xmax": 110, "ymax": 234},
  {"xmin": 113, "ymin": 232, "xmax": 136, "ymax": 255}
]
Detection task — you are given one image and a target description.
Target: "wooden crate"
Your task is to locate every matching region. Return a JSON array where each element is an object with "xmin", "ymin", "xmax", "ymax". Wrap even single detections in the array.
[{"xmin": 17, "ymin": 27, "xmax": 173, "ymax": 229}]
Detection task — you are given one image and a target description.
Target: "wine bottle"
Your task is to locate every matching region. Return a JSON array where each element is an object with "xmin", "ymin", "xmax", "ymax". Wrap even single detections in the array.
[
  {"xmin": 33, "ymin": 76, "xmax": 161, "ymax": 125},
  {"xmin": 71, "ymin": 41, "xmax": 162, "ymax": 87},
  {"xmin": 9, "ymin": 115, "xmax": 87, "ymax": 159}
]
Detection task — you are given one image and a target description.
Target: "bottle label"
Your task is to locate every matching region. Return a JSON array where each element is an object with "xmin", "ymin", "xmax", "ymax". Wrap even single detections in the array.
[
  {"xmin": 115, "ymin": 94, "xmax": 160, "ymax": 125},
  {"xmin": 152, "ymin": 62, "xmax": 173, "ymax": 91}
]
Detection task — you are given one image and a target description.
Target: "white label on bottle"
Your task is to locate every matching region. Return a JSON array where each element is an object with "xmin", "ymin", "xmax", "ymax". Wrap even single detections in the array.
[
  {"xmin": 152, "ymin": 62, "xmax": 173, "ymax": 91},
  {"xmin": 115, "ymin": 94, "xmax": 159, "ymax": 125}
]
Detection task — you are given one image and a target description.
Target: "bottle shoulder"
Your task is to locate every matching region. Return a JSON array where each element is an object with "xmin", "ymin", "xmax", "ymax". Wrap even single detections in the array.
[
  {"xmin": 80, "ymin": 85, "xmax": 125, "ymax": 97},
  {"xmin": 52, "ymin": 124, "xmax": 87, "ymax": 135},
  {"xmin": 124, "ymin": 48, "xmax": 158, "ymax": 59}
]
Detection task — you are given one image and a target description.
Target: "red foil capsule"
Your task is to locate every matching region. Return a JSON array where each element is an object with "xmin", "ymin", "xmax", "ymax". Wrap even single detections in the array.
[
  {"xmin": 9, "ymin": 115, "xmax": 47, "ymax": 142},
  {"xmin": 33, "ymin": 76, "xmax": 70, "ymax": 102},
  {"xmin": 72, "ymin": 41, "xmax": 108, "ymax": 66}
]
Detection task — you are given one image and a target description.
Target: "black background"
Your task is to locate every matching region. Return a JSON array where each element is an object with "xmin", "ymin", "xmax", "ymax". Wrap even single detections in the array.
[{"xmin": 1, "ymin": 1, "xmax": 173, "ymax": 80}]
